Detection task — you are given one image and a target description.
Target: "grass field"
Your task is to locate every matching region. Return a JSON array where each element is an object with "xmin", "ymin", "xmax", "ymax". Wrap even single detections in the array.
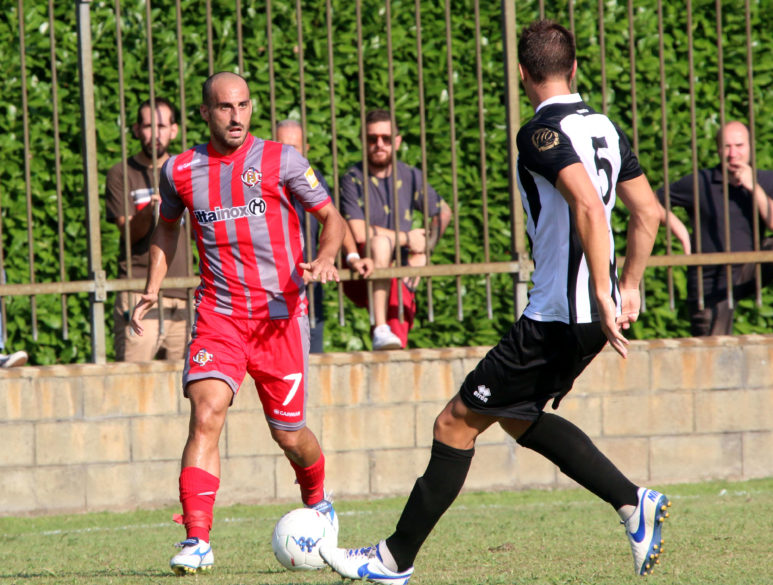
[{"xmin": 2, "ymin": 478, "xmax": 772, "ymax": 585}]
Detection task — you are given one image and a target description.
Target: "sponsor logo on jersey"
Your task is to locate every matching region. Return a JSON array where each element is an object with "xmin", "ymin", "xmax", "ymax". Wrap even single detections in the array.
[
  {"xmin": 531, "ymin": 128, "xmax": 560, "ymax": 151},
  {"xmin": 241, "ymin": 166, "xmax": 263, "ymax": 188},
  {"xmin": 192, "ymin": 349, "xmax": 213, "ymax": 366},
  {"xmin": 304, "ymin": 167, "xmax": 319, "ymax": 189},
  {"xmin": 193, "ymin": 198, "xmax": 267, "ymax": 224},
  {"xmin": 177, "ymin": 158, "xmax": 202, "ymax": 171},
  {"xmin": 473, "ymin": 384, "xmax": 491, "ymax": 403}
]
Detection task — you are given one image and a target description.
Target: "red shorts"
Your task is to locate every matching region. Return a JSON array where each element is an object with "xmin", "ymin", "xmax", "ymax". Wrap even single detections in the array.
[{"xmin": 183, "ymin": 309, "xmax": 310, "ymax": 431}]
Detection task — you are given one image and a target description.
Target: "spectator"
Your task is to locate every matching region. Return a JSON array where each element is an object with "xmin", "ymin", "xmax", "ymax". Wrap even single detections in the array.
[
  {"xmin": 340, "ymin": 110, "xmax": 452, "ymax": 350},
  {"xmin": 321, "ymin": 19, "xmax": 669, "ymax": 583},
  {"xmin": 658, "ymin": 120, "xmax": 773, "ymax": 336},
  {"xmin": 105, "ymin": 97, "xmax": 191, "ymax": 361},
  {"xmin": 276, "ymin": 119, "xmax": 373, "ymax": 352},
  {"xmin": 131, "ymin": 72, "xmax": 345, "ymax": 575}
]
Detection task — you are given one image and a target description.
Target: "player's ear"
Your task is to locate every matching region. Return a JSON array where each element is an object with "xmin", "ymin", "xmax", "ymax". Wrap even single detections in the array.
[
  {"xmin": 200, "ymin": 104, "xmax": 210, "ymax": 122},
  {"xmin": 570, "ymin": 60, "xmax": 577, "ymax": 82},
  {"xmin": 518, "ymin": 63, "xmax": 527, "ymax": 82},
  {"xmin": 170, "ymin": 122, "xmax": 179, "ymax": 141}
]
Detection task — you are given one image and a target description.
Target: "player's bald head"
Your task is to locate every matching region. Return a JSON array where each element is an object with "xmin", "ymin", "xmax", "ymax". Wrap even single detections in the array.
[
  {"xmin": 202, "ymin": 72, "xmax": 250, "ymax": 107},
  {"xmin": 518, "ymin": 20, "xmax": 575, "ymax": 84}
]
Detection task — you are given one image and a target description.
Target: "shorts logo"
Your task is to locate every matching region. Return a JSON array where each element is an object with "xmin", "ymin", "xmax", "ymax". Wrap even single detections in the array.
[
  {"xmin": 532, "ymin": 128, "xmax": 559, "ymax": 151},
  {"xmin": 192, "ymin": 349, "xmax": 214, "ymax": 366},
  {"xmin": 304, "ymin": 167, "xmax": 319, "ymax": 189},
  {"xmin": 241, "ymin": 167, "xmax": 263, "ymax": 188},
  {"xmin": 473, "ymin": 385, "xmax": 491, "ymax": 403},
  {"xmin": 274, "ymin": 408, "xmax": 301, "ymax": 417}
]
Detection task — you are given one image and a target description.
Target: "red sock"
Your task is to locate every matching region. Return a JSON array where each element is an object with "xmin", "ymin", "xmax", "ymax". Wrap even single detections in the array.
[
  {"xmin": 176, "ymin": 466, "xmax": 219, "ymax": 542},
  {"xmin": 289, "ymin": 453, "xmax": 325, "ymax": 506}
]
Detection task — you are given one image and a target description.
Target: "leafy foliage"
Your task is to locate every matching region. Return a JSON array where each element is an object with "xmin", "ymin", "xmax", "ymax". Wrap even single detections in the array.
[{"xmin": 1, "ymin": 1, "xmax": 772, "ymax": 363}]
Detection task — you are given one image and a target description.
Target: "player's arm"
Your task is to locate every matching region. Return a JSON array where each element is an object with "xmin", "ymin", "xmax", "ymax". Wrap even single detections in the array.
[
  {"xmin": 556, "ymin": 162, "xmax": 629, "ymax": 357},
  {"xmin": 616, "ymin": 174, "xmax": 661, "ymax": 329},
  {"xmin": 129, "ymin": 218, "xmax": 181, "ymax": 335},
  {"xmin": 304, "ymin": 202, "xmax": 346, "ymax": 284}
]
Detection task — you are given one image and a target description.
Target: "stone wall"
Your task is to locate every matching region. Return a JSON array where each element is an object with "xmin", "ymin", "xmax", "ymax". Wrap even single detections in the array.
[{"xmin": 2, "ymin": 335, "xmax": 772, "ymax": 516}]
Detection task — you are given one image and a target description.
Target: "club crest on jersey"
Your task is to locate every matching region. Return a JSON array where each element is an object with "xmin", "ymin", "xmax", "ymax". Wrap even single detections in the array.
[
  {"xmin": 304, "ymin": 167, "xmax": 319, "ymax": 189},
  {"xmin": 192, "ymin": 349, "xmax": 214, "ymax": 366},
  {"xmin": 241, "ymin": 167, "xmax": 263, "ymax": 188},
  {"xmin": 532, "ymin": 128, "xmax": 560, "ymax": 152}
]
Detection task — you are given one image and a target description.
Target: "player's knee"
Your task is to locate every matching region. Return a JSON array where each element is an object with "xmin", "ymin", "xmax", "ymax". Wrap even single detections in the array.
[{"xmin": 270, "ymin": 427, "xmax": 303, "ymax": 452}]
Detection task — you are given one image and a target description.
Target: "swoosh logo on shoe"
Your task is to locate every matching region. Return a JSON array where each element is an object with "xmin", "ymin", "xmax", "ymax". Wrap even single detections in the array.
[
  {"xmin": 631, "ymin": 490, "xmax": 650, "ymax": 543},
  {"xmin": 359, "ymin": 565, "xmax": 403, "ymax": 581}
]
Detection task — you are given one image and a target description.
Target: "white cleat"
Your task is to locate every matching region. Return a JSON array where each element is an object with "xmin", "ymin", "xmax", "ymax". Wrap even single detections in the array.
[
  {"xmin": 169, "ymin": 537, "xmax": 214, "ymax": 576},
  {"xmin": 624, "ymin": 487, "xmax": 671, "ymax": 576},
  {"xmin": 320, "ymin": 543, "xmax": 413, "ymax": 584}
]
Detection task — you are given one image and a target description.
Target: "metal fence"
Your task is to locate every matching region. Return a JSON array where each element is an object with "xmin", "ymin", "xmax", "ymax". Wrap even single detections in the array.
[{"xmin": 1, "ymin": 0, "xmax": 772, "ymax": 364}]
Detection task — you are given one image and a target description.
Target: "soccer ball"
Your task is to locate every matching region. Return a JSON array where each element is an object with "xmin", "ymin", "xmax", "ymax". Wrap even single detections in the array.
[{"xmin": 271, "ymin": 508, "xmax": 337, "ymax": 571}]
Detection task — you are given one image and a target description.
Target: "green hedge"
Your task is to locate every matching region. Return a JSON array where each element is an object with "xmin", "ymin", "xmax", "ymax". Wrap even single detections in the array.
[{"xmin": 1, "ymin": 0, "xmax": 771, "ymax": 363}]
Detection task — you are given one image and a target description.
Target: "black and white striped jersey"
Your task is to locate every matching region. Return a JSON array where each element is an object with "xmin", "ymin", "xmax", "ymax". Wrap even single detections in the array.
[{"xmin": 516, "ymin": 93, "xmax": 643, "ymax": 324}]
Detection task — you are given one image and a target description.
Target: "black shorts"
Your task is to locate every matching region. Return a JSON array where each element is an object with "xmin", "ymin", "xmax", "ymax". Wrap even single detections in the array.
[{"xmin": 459, "ymin": 317, "xmax": 607, "ymax": 421}]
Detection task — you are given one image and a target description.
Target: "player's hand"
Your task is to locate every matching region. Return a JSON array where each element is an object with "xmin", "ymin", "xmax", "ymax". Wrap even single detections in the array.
[
  {"xmin": 598, "ymin": 295, "xmax": 629, "ymax": 358},
  {"xmin": 130, "ymin": 292, "xmax": 159, "ymax": 336},
  {"xmin": 301, "ymin": 256, "xmax": 340, "ymax": 284},
  {"xmin": 406, "ymin": 229, "xmax": 427, "ymax": 254},
  {"xmin": 349, "ymin": 256, "xmax": 374, "ymax": 278},
  {"xmin": 616, "ymin": 286, "xmax": 641, "ymax": 331}
]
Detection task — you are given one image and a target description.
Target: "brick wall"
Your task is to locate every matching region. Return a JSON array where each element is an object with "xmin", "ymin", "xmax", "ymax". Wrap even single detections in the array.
[{"xmin": 2, "ymin": 335, "xmax": 772, "ymax": 516}]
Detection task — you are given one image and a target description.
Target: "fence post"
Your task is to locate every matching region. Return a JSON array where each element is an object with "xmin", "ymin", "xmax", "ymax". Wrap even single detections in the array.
[
  {"xmin": 500, "ymin": 0, "xmax": 528, "ymax": 318},
  {"xmin": 76, "ymin": 0, "xmax": 106, "ymax": 364}
]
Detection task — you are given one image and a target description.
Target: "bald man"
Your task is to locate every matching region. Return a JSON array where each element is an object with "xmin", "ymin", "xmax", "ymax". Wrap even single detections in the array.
[
  {"xmin": 131, "ymin": 72, "xmax": 346, "ymax": 574},
  {"xmin": 658, "ymin": 120, "xmax": 773, "ymax": 335}
]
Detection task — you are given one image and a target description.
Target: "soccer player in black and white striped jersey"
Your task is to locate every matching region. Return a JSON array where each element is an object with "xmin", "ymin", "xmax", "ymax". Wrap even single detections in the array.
[{"xmin": 321, "ymin": 20, "xmax": 670, "ymax": 582}]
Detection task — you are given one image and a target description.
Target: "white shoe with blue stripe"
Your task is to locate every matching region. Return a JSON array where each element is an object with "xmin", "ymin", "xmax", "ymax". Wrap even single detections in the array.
[
  {"xmin": 624, "ymin": 487, "xmax": 671, "ymax": 576},
  {"xmin": 320, "ymin": 542, "xmax": 413, "ymax": 584},
  {"xmin": 170, "ymin": 537, "xmax": 214, "ymax": 575}
]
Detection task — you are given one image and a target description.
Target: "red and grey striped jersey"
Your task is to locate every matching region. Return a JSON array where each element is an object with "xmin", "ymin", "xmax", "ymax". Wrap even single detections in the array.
[{"xmin": 158, "ymin": 133, "xmax": 332, "ymax": 320}]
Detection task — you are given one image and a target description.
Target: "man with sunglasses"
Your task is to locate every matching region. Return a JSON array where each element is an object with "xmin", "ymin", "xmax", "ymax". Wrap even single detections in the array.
[{"xmin": 340, "ymin": 110, "xmax": 452, "ymax": 350}]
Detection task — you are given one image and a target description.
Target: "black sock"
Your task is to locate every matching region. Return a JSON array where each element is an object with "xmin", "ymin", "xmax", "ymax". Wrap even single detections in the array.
[
  {"xmin": 516, "ymin": 412, "xmax": 638, "ymax": 509},
  {"xmin": 385, "ymin": 440, "xmax": 474, "ymax": 571}
]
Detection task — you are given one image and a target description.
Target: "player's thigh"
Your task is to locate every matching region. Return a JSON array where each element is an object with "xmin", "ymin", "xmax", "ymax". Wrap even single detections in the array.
[
  {"xmin": 248, "ymin": 315, "xmax": 310, "ymax": 431},
  {"xmin": 183, "ymin": 310, "xmax": 248, "ymax": 398},
  {"xmin": 434, "ymin": 393, "xmax": 496, "ymax": 450}
]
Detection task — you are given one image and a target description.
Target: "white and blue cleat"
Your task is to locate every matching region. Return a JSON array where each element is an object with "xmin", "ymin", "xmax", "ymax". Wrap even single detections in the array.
[
  {"xmin": 320, "ymin": 542, "xmax": 413, "ymax": 585},
  {"xmin": 624, "ymin": 487, "xmax": 671, "ymax": 576},
  {"xmin": 308, "ymin": 492, "xmax": 340, "ymax": 536},
  {"xmin": 169, "ymin": 537, "xmax": 214, "ymax": 576}
]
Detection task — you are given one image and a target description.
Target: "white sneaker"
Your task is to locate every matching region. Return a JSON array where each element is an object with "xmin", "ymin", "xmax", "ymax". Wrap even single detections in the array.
[
  {"xmin": 320, "ymin": 542, "xmax": 413, "ymax": 584},
  {"xmin": 170, "ymin": 537, "xmax": 214, "ymax": 575},
  {"xmin": 372, "ymin": 325, "xmax": 402, "ymax": 351},
  {"xmin": 0, "ymin": 350, "xmax": 28, "ymax": 368},
  {"xmin": 623, "ymin": 487, "xmax": 671, "ymax": 576}
]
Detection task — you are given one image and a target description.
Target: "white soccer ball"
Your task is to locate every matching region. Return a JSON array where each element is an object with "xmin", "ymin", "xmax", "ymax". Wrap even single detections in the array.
[{"xmin": 271, "ymin": 507, "xmax": 337, "ymax": 571}]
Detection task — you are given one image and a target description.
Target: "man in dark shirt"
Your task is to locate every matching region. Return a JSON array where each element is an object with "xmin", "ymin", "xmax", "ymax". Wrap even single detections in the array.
[
  {"xmin": 105, "ymin": 98, "xmax": 191, "ymax": 361},
  {"xmin": 340, "ymin": 110, "xmax": 451, "ymax": 350},
  {"xmin": 658, "ymin": 120, "xmax": 773, "ymax": 336}
]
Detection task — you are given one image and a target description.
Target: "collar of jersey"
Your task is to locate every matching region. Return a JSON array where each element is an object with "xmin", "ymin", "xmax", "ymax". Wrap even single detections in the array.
[
  {"xmin": 535, "ymin": 92, "xmax": 582, "ymax": 113},
  {"xmin": 207, "ymin": 133, "xmax": 255, "ymax": 164}
]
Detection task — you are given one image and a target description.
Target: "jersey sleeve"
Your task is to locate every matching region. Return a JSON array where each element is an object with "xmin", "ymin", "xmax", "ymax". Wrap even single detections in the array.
[
  {"xmin": 615, "ymin": 124, "xmax": 644, "ymax": 183},
  {"xmin": 339, "ymin": 168, "xmax": 365, "ymax": 221},
  {"xmin": 282, "ymin": 146, "xmax": 332, "ymax": 212},
  {"xmin": 516, "ymin": 124, "xmax": 580, "ymax": 185},
  {"xmin": 104, "ymin": 163, "xmax": 125, "ymax": 223},
  {"xmin": 158, "ymin": 158, "xmax": 186, "ymax": 223}
]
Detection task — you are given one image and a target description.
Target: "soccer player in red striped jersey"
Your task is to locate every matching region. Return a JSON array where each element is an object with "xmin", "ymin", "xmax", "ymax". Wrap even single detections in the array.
[{"xmin": 130, "ymin": 71, "xmax": 346, "ymax": 575}]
